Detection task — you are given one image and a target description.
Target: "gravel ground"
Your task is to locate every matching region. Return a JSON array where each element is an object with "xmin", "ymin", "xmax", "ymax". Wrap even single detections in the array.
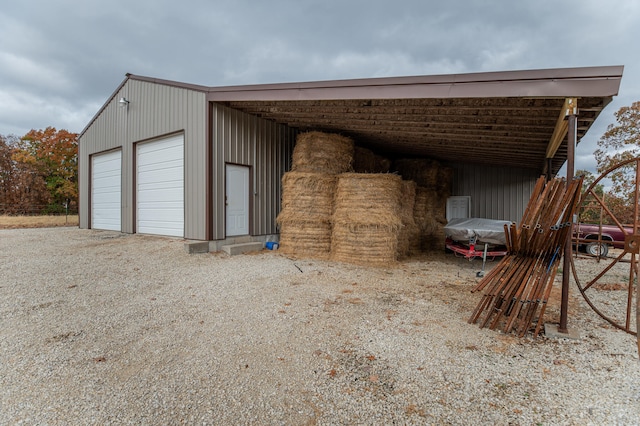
[{"xmin": 1, "ymin": 227, "xmax": 638, "ymax": 425}]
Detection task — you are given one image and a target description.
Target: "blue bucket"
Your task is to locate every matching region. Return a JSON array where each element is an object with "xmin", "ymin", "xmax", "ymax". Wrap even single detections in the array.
[{"xmin": 265, "ymin": 242, "xmax": 279, "ymax": 250}]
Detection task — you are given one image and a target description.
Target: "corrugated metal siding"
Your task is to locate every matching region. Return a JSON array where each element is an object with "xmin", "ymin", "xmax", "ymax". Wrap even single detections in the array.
[
  {"xmin": 450, "ymin": 162, "xmax": 539, "ymax": 223},
  {"xmin": 78, "ymin": 79, "xmax": 207, "ymax": 239},
  {"xmin": 211, "ymin": 104, "xmax": 296, "ymax": 240}
]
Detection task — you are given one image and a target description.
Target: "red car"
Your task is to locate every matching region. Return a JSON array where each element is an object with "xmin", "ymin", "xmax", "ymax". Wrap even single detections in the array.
[{"xmin": 573, "ymin": 222, "xmax": 635, "ymax": 256}]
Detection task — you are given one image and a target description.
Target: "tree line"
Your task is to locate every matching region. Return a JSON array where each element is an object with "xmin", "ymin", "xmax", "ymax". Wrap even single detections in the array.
[{"xmin": 0, "ymin": 127, "xmax": 78, "ymax": 215}]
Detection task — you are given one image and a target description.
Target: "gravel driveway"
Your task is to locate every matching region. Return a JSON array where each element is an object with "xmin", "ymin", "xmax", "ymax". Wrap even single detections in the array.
[{"xmin": 1, "ymin": 228, "xmax": 638, "ymax": 425}]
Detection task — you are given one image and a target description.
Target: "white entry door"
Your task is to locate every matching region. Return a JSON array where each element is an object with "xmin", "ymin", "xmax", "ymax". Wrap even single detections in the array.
[
  {"xmin": 226, "ymin": 164, "xmax": 250, "ymax": 236},
  {"xmin": 446, "ymin": 196, "xmax": 471, "ymax": 221}
]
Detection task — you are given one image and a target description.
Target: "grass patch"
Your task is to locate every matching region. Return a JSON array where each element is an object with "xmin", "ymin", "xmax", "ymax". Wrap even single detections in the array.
[{"xmin": 0, "ymin": 215, "xmax": 79, "ymax": 229}]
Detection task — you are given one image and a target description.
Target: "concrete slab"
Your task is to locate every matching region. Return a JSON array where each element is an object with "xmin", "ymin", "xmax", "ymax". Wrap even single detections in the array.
[
  {"xmin": 221, "ymin": 242, "xmax": 264, "ymax": 256},
  {"xmin": 184, "ymin": 241, "xmax": 210, "ymax": 254},
  {"xmin": 544, "ymin": 323, "xmax": 580, "ymax": 340}
]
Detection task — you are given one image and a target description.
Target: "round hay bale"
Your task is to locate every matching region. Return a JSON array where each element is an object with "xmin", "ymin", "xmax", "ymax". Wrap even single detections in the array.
[
  {"xmin": 331, "ymin": 223, "xmax": 398, "ymax": 266},
  {"xmin": 279, "ymin": 172, "xmax": 337, "ymax": 221},
  {"xmin": 332, "ymin": 173, "xmax": 403, "ymax": 227},
  {"xmin": 278, "ymin": 220, "xmax": 332, "ymax": 259},
  {"xmin": 353, "ymin": 146, "xmax": 391, "ymax": 173},
  {"xmin": 291, "ymin": 131, "xmax": 354, "ymax": 174}
]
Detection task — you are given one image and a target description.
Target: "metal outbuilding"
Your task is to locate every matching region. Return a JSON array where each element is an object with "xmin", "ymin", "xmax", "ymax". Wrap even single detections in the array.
[{"xmin": 78, "ymin": 66, "xmax": 623, "ymax": 246}]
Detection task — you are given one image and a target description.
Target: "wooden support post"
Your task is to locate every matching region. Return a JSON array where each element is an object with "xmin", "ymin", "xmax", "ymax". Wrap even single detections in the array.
[{"xmin": 559, "ymin": 111, "xmax": 577, "ymax": 333}]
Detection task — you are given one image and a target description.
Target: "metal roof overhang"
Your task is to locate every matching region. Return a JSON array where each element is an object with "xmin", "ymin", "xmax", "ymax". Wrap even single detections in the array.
[{"xmin": 204, "ymin": 66, "xmax": 623, "ymax": 175}]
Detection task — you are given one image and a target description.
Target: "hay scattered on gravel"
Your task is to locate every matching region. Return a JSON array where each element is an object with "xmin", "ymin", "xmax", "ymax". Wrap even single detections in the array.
[
  {"xmin": 352, "ymin": 146, "xmax": 391, "ymax": 173},
  {"xmin": 291, "ymin": 131, "xmax": 354, "ymax": 174}
]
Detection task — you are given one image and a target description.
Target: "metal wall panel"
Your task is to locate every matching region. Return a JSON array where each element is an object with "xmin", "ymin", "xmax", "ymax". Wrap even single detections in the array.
[
  {"xmin": 450, "ymin": 162, "xmax": 539, "ymax": 223},
  {"xmin": 78, "ymin": 79, "xmax": 207, "ymax": 239},
  {"xmin": 211, "ymin": 104, "xmax": 296, "ymax": 240}
]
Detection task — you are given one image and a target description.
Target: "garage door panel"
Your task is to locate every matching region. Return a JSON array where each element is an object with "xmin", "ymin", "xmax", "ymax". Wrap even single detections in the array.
[
  {"xmin": 137, "ymin": 167, "xmax": 183, "ymax": 185},
  {"xmin": 91, "ymin": 150, "xmax": 121, "ymax": 231},
  {"xmin": 137, "ymin": 187, "xmax": 183, "ymax": 203},
  {"xmin": 138, "ymin": 150, "xmax": 182, "ymax": 166},
  {"xmin": 136, "ymin": 135, "xmax": 184, "ymax": 237}
]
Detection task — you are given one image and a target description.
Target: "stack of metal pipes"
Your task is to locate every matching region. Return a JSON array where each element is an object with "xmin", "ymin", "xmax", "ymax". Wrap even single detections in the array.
[{"xmin": 468, "ymin": 175, "xmax": 584, "ymax": 337}]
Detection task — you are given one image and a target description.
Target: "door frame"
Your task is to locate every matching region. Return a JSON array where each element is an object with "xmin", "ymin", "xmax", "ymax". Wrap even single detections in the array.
[
  {"xmin": 90, "ymin": 148, "xmax": 122, "ymax": 231},
  {"xmin": 225, "ymin": 162, "xmax": 252, "ymax": 237}
]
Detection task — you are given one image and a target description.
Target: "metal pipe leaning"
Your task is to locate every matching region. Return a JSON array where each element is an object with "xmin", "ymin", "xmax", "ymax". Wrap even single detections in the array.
[{"xmin": 468, "ymin": 176, "xmax": 584, "ymax": 337}]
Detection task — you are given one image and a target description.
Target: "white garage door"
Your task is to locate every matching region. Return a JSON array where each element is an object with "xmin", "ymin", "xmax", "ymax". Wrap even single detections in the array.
[
  {"xmin": 91, "ymin": 150, "xmax": 121, "ymax": 231},
  {"xmin": 136, "ymin": 135, "xmax": 184, "ymax": 237}
]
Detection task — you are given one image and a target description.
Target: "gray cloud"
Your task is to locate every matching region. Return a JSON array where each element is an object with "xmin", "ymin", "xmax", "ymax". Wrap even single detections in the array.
[{"xmin": 1, "ymin": 0, "xmax": 638, "ymax": 174}]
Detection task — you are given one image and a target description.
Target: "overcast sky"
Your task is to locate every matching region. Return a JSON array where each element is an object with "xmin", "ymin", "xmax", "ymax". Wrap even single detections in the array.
[{"xmin": 1, "ymin": 0, "xmax": 639, "ymax": 173}]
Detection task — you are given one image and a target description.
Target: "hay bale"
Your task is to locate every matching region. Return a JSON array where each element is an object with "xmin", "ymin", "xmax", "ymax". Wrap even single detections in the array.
[
  {"xmin": 332, "ymin": 173, "xmax": 403, "ymax": 227},
  {"xmin": 421, "ymin": 218, "xmax": 447, "ymax": 252},
  {"xmin": 278, "ymin": 220, "xmax": 332, "ymax": 259},
  {"xmin": 331, "ymin": 224, "xmax": 398, "ymax": 266},
  {"xmin": 397, "ymin": 180, "xmax": 419, "ymax": 259},
  {"xmin": 438, "ymin": 166, "xmax": 454, "ymax": 194},
  {"xmin": 394, "ymin": 158, "xmax": 441, "ymax": 188},
  {"xmin": 353, "ymin": 146, "xmax": 391, "ymax": 173},
  {"xmin": 276, "ymin": 171, "xmax": 337, "ymax": 259},
  {"xmin": 331, "ymin": 173, "xmax": 403, "ymax": 265},
  {"xmin": 413, "ymin": 186, "xmax": 449, "ymax": 253},
  {"xmin": 291, "ymin": 131, "xmax": 354, "ymax": 174},
  {"xmin": 279, "ymin": 172, "xmax": 337, "ymax": 221}
]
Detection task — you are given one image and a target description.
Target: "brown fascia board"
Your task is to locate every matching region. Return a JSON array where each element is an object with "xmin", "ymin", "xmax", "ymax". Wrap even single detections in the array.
[
  {"xmin": 206, "ymin": 65, "xmax": 623, "ymax": 102},
  {"xmin": 125, "ymin": 73, "xmax": 211, "ymax": 93}
]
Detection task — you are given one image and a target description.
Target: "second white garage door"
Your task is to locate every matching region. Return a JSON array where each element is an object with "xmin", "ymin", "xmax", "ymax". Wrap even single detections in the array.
[{"xmin": 136, "ymin": 135, "xmax": 184, "ymax": 237}]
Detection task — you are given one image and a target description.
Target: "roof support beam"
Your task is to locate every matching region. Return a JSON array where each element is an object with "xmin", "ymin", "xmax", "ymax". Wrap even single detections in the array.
[{"xmin": 545, "ymin": 98, "xmax": 578, "ymax": 160}]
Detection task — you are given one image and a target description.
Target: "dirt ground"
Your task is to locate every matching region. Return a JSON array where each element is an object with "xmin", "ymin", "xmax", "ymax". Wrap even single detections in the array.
[{"xmin": 0, "ymin": 214, "xmax": 79, "ymax": 229}]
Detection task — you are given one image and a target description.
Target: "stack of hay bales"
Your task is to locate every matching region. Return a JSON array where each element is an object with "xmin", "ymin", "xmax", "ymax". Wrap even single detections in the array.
[
  {"xmin": 331, "ymin": 173, "xmax": 403, "ymax": 266},
  {"xmin": 276, "ymin": 132, "xmax": 353, "ymax": 258},
  {"xmin": 353, "ymin": 146, "xmax": 391, "ymax": 173},
  {"xmin": 394, "ymin": 158, "xmax": 453, "ymax": 252}
]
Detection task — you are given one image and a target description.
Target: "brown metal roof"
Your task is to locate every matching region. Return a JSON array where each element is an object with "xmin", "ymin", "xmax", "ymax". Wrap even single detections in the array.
[{"xmin": 105, "ymin": 66, "xmax": 624, "ymax": 175}]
